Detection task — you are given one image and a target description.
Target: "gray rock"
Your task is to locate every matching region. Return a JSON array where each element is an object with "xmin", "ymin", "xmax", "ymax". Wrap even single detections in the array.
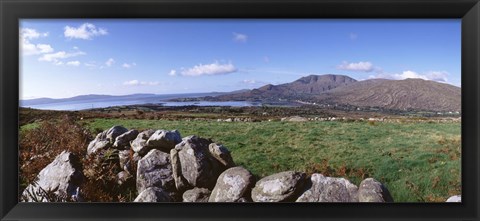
[
  {"xmin": 235, "ymin": 197, "xmax": 250, "ymax": 202},
  {"xmin": 182, "ymin": 188, "xmax": 211, "ymax": 202},
  {"xmin": 131, "ymin": 129, "xmax": 155, "ymax": 156},
  {"xmin": 113, "ymin": 129, "xmax": 139, "ymax": 149},
  {"xmin": 446, "ymin": 195, "xmax": 461, "ymax": 202},
  {"xmin": 87, "ymin": 126, "xmax": 128, "ymax": 154},
  {"xmin": 208, "ymin": 143, "xmax": 235, "ymax": 168},
  {"xmin": 118, "ymin": 149, "xmax": 132, "ymax": 172},
  {"xmin": 117, "ymin": 171, "xmax": 133, "ymax": 186},
  {"xmin": 146, "ymin": 130, "xmax": 182, "ymax": 152},
  {"xmin": 296, "ymin": 173, "xmax": 358, "ymax": 202},
  {"xmin": 175, "ymin": 135, "xmax": 218, "ymax": 188},
  {"xmin": 358, "ymin": 178, "xmax": 394, "ymax": 202},
  {"xmin": 136, "ymin": 149, "xmax": 175, "ymax": 194},
  {"xmin": 134, "ymin": 187, "xmax": 173, "ymax": 202},
  {"xmin": 170, "ymin": 148, "xmax": 189, "ymax": 192},
  {"xmin": 21, "ymin": 151, "xmax": 84, "ymax": 202},
  {"xmin": 251, "ymin": 171, "xmax": 306, "ymax": 202},
  {"xmin": 87, "ymin": 130, "xmax": 111, "ymax": 155},
  {"xmin": 209, "ymin": 166, "xmax": 255, "ymax": 202},
  {"xmin": 105, "ymin": 126, "xmax": 129, "ymax": 143}
]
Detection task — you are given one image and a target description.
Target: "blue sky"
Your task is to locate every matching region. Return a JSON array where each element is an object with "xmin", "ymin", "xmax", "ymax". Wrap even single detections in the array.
[{"xmin": 20, "ymin": 19, "xmax": 461, "ymax": 99}]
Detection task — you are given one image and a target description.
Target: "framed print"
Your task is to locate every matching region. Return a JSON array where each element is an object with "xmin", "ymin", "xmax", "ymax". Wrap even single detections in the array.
[{"xmin": 1, "ymin": 0, "xmax": 479, "ymax": 220}]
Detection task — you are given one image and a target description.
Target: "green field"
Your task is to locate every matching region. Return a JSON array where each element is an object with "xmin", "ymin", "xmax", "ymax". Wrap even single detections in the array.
[{"xmin": 79, "ymin": 118, "xmax": 461, "ymax": 202}]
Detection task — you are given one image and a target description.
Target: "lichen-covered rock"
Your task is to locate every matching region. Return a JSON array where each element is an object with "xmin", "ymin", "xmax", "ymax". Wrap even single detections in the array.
[
  {"xmin": 358, "ymin": 178, "xmax": 394, "ymax": 202},
  {"xmin": 208, "ymin": 143, "xmax": 235, "ymax": 168},
  {"xmin": 296, "ymin": 173, "xmax": 358, "ymax": 202},
  {"xmin": 113, "ymin": 129, "xmax": 139, "ymax": 149},
  {"xmin": 21, "ymin": 151, "xmax": 84, "ymax": 202},
  {"xmin": 87, "ymin": 126, "xmax": 129, "ymax": 154},
  {"xmin": 117, "ymin": 171, "xmax": 133, "ymax": 186},
  {"xmin": 170, "ymin": 148, "xmax": 189, "ymax": 192},
  {"xmin": 87, "ymin": 133, "xmax": 110, "ymax": 155},
  {"xmin": 183, "ymin": 187, "xmax": 211, "ymax": 202},
  {"xmin": 175, "ymin": 135, "xmax": 217, "ymax": 188},
  {"xmin": 118, "ymin": 149, "xmax": 132, "ymax": 172},
  {"xmin": 136, "ymin": 149, "xmax": 175, "ymax": 194},
  {"xmin": 446, "ymin": 195, "xmax": 461, "ymax": 202},
  {"xmin": 251, "ymin": 171, "xmax": 306, "ymax": 202},
  {"xmin": 134, "ymin": 187, "xmax": 174, "ymax": 202},
  {"xmin": 209, "ymin": 166, "xmax": 255, "ymax": 202},
  {"xmin": 131, "ymin": 129, "xmax": 155, "ymax": 156},
  {"xmin": 146, "ymin": 130, "xmax": 182, "ymax": 152}
]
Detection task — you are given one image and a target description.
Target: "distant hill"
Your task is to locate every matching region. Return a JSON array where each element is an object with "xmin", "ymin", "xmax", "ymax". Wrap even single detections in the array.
[
  {"xmin": 209, "ymin": 74, "xmax": 357, "ymax": 101},
  {"xmin": 20, "ymin": 94, "xmax": 157, "ymax": 106},
  {"xmin": 315, "ymin": 78, "xmax": 461, "ymax": 112}
]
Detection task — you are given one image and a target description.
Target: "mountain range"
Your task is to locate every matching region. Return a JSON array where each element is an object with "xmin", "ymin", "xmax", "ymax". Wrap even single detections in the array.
[{"xmin": 205, "ymin": 74, "xmax": 461, "ymax": 112}]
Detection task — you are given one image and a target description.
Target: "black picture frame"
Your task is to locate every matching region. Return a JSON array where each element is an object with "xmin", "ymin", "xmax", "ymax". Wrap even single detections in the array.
[{"xmin": 1, "ymin": 0, "xmax": 479, "ymax": 220}]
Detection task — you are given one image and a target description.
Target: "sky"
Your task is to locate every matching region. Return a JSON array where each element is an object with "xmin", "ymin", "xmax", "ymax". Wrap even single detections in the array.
[{"xmin": 20, "ymin": 19, "xmax": 461, "ymax": 99}]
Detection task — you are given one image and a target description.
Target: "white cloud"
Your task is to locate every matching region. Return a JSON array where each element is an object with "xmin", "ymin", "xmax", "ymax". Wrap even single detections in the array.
[
  {"xmin": 105, "ymin": 58, "xmax": 115, "ymax": 67},
  {"xmin": 38, "ymin": 51, "xmax": 86, "ymax": 64},
  {"xmin": 64, "ymin": 23, "xmax": 108, "ymax": 40},
  {"xmin": 122, "ymin": 62, "xmax": 136, "ymax": 68},
  {"xmin": 20, "ymin": 28, "xmax": 48, "ymax": 40},
  {"xmin": 66, "ymin": 61, "xmax": 81, "ymax": 66},
  {"xmin": 20, "ymin": 28, "xmax": 53, "ymax": 56},
  {"xmin": 123, "ymin": 80, "xmax": 160, "ymax": 86},
  {"xmin": 180, "ymin": 61, "xmax": 238, "ymax": 76},
  {"xmin": 233, "ymin": 32, "xmax": 247, "ymax": 42},
  {"xmin": 337, "ymin": 61, "xmax": 374, "ymax": 72},
  {"xmin": 168, "ymin": 69, "xmax": 177, "ymax": 76},
  {"xmin": 392, "ymin": 70, "xmax": 448, "ymax": 82},
  {"xmin": 369, "ymin": 70, "xmax": 450, "ymax": 84},
  {"xmin": 243, "ymin": 79, "xmax": 257, "ymax": 84}
]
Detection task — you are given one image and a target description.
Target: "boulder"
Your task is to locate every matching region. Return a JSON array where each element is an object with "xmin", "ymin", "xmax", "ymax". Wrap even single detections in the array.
[
  {"xmin": 146, "ymin": 130, "xmax": 182, "ymax": 152},
  {"xmin": 251, "ymin": 171, "xmax": 306, "ymax": 202},
  {"xmin": 296, "ymin": 173, "xmax": 358, "ymax": 202},
  {"xmin": 183, "ymin": 188, "xmax": 211, "ymax": 202},
  {"xmin": 105, "ymin": 126, "xmax": 129, "ymax": 143},
  {"xmin": 446, "ymin": 195, "xmax": 461, "ymax": 202},
  {"xmin": 208, "ymin": 143, "xmax": 235, "ymax": 168},
  {"xmin": 175, "ymin": 135, "xmax": 218, "ymax": 189},
  {"xmin": 87, "ymin": 133, "xmax": 110, "ymax": 155},
  {"xmin": 209, "ymin": 166, "xmax": 255, "ymax": 202},
  {"xmin": 134, "ymin": 187, "xmax": 174, "ymax": 202},
  {"xmin": 113, "ymin": 129, "xmax": 139, "ymax": 149},
  {"xmin": 170, "ymin": 148, "xmax": 189, "ymax": 192},
  {"xmin": 358, "ymin": 178, "xmax": 394, "ymax": 202},
  {"xmin": 136, "ymin": 149, "xmax": 175, "ymax": 194},
  {"xmin": 131, "ymin": 129, "xmax": 155, "ymax": 156},
  {"xmin": 21, "ymin": 151, "xmax": 84, "ymax": 202},
  {"xmin": 116, "ymin": 171, "xmax": 133, "ymax": 186},
  {"xmin": 87, "ymin": 126, "xmax": 129, "ymax": 154},
  {"xmin": 118, "ymin": 149, "xmax": 132, "ymax": 172}
]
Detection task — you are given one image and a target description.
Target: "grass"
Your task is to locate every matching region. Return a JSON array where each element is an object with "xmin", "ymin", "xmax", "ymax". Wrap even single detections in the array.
[{"xmin": 69, "ymin": 118, "xmax": 462, "ymax": 202}]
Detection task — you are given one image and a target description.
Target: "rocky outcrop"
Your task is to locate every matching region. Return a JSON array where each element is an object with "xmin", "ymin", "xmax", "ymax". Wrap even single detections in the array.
[
  {"xmin": 358, "ymin": 178, "xmax": 394, "ymax": 202},
  {"xmin": 296, "ymin": 173, "xmax": 358, "ymax": 202},
  {"xmin": 21, "ymin": 151, "xmax": 84, "ymax": 202},
  {"xmin": 209, "ymin": 166, "xmax": 255, "ymax": 202},
  {"xmin": 134, "ymin": 187, "xmax": 174, "ymax": 202},
  {"xmin": 25, "ymin": 126, "xmax": 399, "ymax": 203},
  {"xmin": 136, "ymin": 149, "xmax": 175, "ymax": 194},
  {"xmin": 251, "ymin": 171, "xmax": 306, "ymax": 202},
  {"xmin": 183, "ymin": 187, "xmax": 211, "ymax": 202}
]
